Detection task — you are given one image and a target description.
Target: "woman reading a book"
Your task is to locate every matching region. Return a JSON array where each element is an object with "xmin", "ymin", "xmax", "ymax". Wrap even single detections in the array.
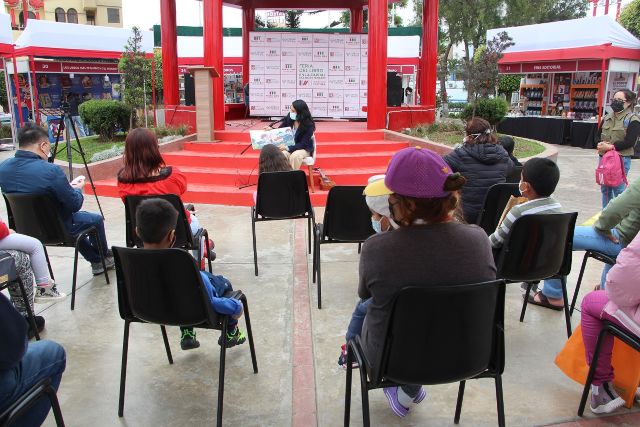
[{"xmin": 271, "ymin": 99, "xmax": 316, "ymax": 170}]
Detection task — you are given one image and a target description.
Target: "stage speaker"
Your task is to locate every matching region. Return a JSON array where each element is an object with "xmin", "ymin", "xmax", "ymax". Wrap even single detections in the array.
[
  {"xmin": 387, "ymin": 71, "xmax": 403, "ymax": 107},
  {"xmin": 184, "ymin": 73, "xmax": 195, "ymax": 106}
]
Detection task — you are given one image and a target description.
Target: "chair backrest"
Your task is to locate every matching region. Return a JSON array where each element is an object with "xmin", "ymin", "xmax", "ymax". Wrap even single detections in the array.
[
  {"xmin": 496, "ymin": 212, "xmax": 578, "ymax": 282},
  {"xmin": 112, "ymin": 246, "xmax": 219, "ymax": 327},
  {"xmin": 505, "ymin": 165, "xmax": 523, "ymax": 183},
  {"xmin": 475, "ymin": 183, "xmax": 521, "ymax": 235},
  {"xmin": 2, "ymin": 193, "xmax": 69, "ymax": 245},
  {"xmin": 321, "ymin": 186, "xmax": 375, "ymax": 242},
  {"xmin": 255, "ymin": 170, "xmax": 314, "ymax": 219},
  {"xmin": 123, "ymin": 194, "xmax": 194, "ymax": 249},
  {"xmin": 372, "ymin": 280, "xmax": 505, "ymax": 386}
]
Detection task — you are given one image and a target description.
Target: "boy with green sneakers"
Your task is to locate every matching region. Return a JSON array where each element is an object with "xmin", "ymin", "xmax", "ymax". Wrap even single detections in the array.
[{"xmin": 135, "ymin": 198, "xmax": 246, "ymax": 350}]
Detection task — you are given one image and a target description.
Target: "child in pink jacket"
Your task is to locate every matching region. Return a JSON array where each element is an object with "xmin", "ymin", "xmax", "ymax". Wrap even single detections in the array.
[{"xmin": 580, "ymin": 233, "xmax": 640, "ymax": 414}]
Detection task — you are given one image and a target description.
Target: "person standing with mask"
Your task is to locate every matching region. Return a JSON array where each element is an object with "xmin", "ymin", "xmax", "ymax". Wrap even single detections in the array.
[{"xmin": 597, "ymin": 89, "xmax": 640, "ymax": 209}]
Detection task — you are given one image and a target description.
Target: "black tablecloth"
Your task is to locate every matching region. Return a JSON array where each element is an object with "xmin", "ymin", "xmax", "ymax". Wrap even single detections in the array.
[
  {"xmin": 497, "ymin": 117, "xmax": 597, "ymax": 149},
  {"xmin": 570, "ymin": 121, "xmax": 598, "ymax": 149}
]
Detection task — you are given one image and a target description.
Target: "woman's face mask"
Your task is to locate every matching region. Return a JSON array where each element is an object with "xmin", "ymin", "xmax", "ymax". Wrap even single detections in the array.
[
  {"xmin": 289, "ymin": 107, "xmax": 298, "ymax": 121},
  {"xmin": 371, "ymin": 218, "xmax": 383, "ymax": 233}
]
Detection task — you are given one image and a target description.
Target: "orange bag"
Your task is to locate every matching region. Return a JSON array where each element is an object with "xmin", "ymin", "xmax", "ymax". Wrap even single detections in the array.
[{"xmin": 555, "ymin": 324, "xmax": 640, "ymax": 408}]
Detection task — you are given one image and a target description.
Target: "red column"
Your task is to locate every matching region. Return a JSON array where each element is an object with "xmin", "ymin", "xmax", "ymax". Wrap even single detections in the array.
[
  {"xmin": 350, "ymin": 7, "xmax": 363, "ymax": 34},
  {"xmin": 419, "ymin": 0, "xmax": 438, "ymax": 121},
  {"xmin": 592, "ymin": 0, "xmax": 598, "ymax": 16},
  {"xmin": 29, "ymin": 56, "xmax": 39, "ymax": 123},
  {"xmin": 204, "ymin": 0, "xmax": 225, "ymax": 130},
  {"xmin": 11, "ymin": 55, "xmax": 23, "ymax": 126},
  {"xmin": 21, "ymin": 0, "xmax": 28, "ymax": 26},
  {"xmin": 604, "ymin": 0, "xmax": 610, "ymax": 15},
  {"xmin": 242, "ymin": 7, "xmax": 255, "ymax": 85},
  {"xmin": 160, "ymin": 0, "xmax": 179, "ymax": 106},
  {"xmin": 367, "ymin": 0, "xmax": 388, "ymax": 130},
  {"xmin": 616, "ymin": 0, "xmax": 622, "ymax": 21}
]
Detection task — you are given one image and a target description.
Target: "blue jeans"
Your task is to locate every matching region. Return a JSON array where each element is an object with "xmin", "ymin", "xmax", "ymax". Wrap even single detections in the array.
[
  {"xmin": 601, "ymin": 156, "xmax": 631, "ymax": 209},
  {"xmin": 541, "ymin": 227, "xmax": 624, "ymax": 299},
  {"xmin": 0, "ymin": 340, "xmax": 66, "ymax": 426},
  {"xmin": 68, "ymin": 211, "xmax": 110, "ymax": 263},
  {"xmin": 64, "ymin": 116, "xmax": 86, "ymax": 138},
  {"xmin": 345, "ymin": 298, "xmax": 372, "ymax": 342}
]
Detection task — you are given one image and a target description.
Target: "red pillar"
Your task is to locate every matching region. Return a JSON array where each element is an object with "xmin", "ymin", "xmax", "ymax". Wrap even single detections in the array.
[
  {"xmin": 350, "ymin": 7, "xmax": 363, "ymax": 33},
  {"xmin": 11, "ymin": 55, "xmax": 23, "ymax": 126},
  {"xmin": 616, "ymin": 0, "xmax": 622, "ymax": 21},
  {"xmin": 204, "ymin": 0, "xmax": 225, "ymax": 130},
  {"xmin": 604, "ymin": 0, "xmax": 610, "ymax": 15},
  {"xmin": 29, "ymin": 56, "xmax": 39, "ymax": 123},
  {"xmin": 420, "ymin": 0, "xmax": 438, "ymax": 121},
  {"xmin": 592, "ymin": 0, "xmax": 598, "ymax": 16},
  {"xmin": 21, "ymin": 0, "xmax": 28, "ymax": 26},
  {"xmin": 160, "ymin": 0, "xmax": 179, "ymax": 106},
  {"xmin": 242, "ymin": 7, "xmax": 255, "ymax": 85},
  {"xmin": 367, "ymin": 0, "xmax": 388, "ymax": 130}
]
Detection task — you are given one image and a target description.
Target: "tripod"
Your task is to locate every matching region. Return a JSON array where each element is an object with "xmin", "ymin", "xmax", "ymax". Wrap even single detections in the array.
[{"xmin": 48, "ymin": 106, "xmax": 104, "ymax": 218}]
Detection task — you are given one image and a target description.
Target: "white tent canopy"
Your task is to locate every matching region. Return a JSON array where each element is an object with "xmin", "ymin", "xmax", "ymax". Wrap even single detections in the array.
[
  {"xmin": 487, "ymin": 15, "xmax": 640, "ymax": 53},
  {"xmin": 0, "ymin": 13, "xmax": 12, "ymax": 46}
]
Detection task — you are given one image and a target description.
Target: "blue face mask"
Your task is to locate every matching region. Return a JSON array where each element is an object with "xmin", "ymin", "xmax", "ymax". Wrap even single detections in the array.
[
  {"xmin": 289, "ymin": 111, "xmax": 298, "ymax": 121},
  {"xmin": 371, "ymin": 218, "xmax": 383, "ymax": 234}
]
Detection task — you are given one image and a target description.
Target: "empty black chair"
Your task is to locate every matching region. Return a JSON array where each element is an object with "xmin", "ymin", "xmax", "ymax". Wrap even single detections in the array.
[
  {"xmin": 496, "ymin": 212, "xmax": 578, "ymax": 338},
  {"xmin": 569, "ymin": 250, "xmax": 616, "ymax": 316},
  {"xmin": 123, "ymin": 194, "xmax": 212, "ymax": 273},
  {"xmin": 476, "ymin": 183, "xmax": 521, "ymax": 235},
  {"xmin": 113, "ymin": 247, "xmax": 258, "ymax": 427},
  {"xmin": 0, "ymin": 251, "xmax": 39, "ymax": 340},
  {"xmin": 505, "ymin": 165, "xmax": 523, "ymax": 183},
  {"xmin": 344, "ymin": 280, "xmax": 506, "ymax": 427},
  {"xmin": 313, "ymin": 186, "xmax": 375, "ymax": 309},
  {"xmin": 3, "ymin": 193, "xmax": 109, "ymax": 310},
  {"xmin": 252, "ymin": 170, "xmax": 315, "ymax": 276},
  {"xmin": 577, "ymin": 321, "xmax": 640, "ymax": 416},
  {"xmin": 0, "ymin": 378, "xmax": 65, "ymax": 427}
]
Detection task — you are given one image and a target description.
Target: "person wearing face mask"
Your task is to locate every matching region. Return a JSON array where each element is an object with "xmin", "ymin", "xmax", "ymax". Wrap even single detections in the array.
[
  {"xmin": 0, "ymin": 123, "xmax": 114, "ymax": 276},
  {"xmin": 596, "ymin": 89, "xmax": 640, "ymax": 209},
  {"xmin": 270, "ymin": 99, "xmax": 315, "ymax": 170}
]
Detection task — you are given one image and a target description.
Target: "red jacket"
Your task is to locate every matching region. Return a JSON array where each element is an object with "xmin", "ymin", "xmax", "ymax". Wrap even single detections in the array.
[{"xmin": 0, "ymin": 220, "xmax": 9, "ymax": 240}]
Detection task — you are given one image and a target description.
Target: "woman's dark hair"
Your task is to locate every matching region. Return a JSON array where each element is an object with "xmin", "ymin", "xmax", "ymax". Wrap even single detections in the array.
[
  {"xmin": 393, "ymin": 174, "xmax": 467, "ymax": 226},
  {"xmin": 464, "ymin": 117, "xmax": 497, "ymax": 145},
  {"xmin": 291, "ymin": 99, "xmax": 315, "ymax": 135},
  {"xmin": 259, "ymin": 144, "xmax": 292, "ymax": 174},
  {"xmin": 615, "ymin": 89, "xmax": 637, "ymax": 105},
  {"xmin": 118, "ymin": 128, "xmax": 164, "ymax": 182},
  {"xmin": 498, "ymin": 135, "xmax": 515, "ymax": 155}
]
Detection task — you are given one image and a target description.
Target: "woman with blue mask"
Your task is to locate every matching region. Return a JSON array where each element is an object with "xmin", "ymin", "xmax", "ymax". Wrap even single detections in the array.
[{"xmin": 270, "ymin": 99, "xmax": 316, "ymax": 170}]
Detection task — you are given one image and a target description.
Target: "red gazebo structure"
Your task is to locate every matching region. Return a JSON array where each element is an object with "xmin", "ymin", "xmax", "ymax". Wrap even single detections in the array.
[{"xmin": 158, "ymin": 0, "xmax": 439, "ymax": 131}]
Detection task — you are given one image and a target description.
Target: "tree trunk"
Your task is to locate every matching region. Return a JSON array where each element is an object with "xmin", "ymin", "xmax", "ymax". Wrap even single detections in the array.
[
  {"xmin": 463, "ymin": 40, "xmax": 473, "ymax": 103},
  {"xmin": 439, "ymin": 41, "xmax": 454, "ymax": 117}
]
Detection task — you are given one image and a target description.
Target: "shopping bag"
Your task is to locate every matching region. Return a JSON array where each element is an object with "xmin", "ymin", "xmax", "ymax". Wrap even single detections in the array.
[
  {"xmin": 497, "ymin": 195, "xmax": 528, "ymax": 228},
  {"xmin": 554, "ymin": 324, "xmax": 640, "ymax": 408}
]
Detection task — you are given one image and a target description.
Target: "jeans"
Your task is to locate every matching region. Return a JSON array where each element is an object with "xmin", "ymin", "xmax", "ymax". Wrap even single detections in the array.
[
  {"xmin": 64, "ymin": 116, "xmax": 86, "ymax": 138},
  {"xmin": 601, "ymin": 156, "xmax": 631, "ymax": 209},
  {"xmin": 68, "ymin": 211, "xmax": 110, "ymax": 263},
  {"xmin": 345, "ymin": 298, "xmax": 372, "ymax": 342},
  {"xmin": 0, "ymin": 340, "xmax": 66, "ymax": 426},
  {"xmin": 541, "ymin": 227, "xmax": 624, "ymax": 299}
]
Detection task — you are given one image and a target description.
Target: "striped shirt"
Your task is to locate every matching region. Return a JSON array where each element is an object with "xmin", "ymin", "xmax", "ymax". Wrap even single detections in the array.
[{"xmin": 489, "ymin": 197, "xmax": 563, "ymax": 248}]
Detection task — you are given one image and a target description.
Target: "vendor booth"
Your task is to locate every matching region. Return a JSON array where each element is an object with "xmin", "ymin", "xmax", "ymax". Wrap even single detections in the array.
[{"xmin": 488, "ymin": 16, "xmax": 640, "ymax": 148}]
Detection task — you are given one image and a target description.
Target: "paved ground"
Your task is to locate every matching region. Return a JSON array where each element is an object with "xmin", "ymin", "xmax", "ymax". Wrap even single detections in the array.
[{"xmin": 1, "ymin": 144, "xmax": 640, "ymax": 426}]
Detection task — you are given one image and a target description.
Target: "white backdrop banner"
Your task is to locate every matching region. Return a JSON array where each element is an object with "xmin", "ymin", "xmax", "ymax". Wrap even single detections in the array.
[{"xmin": 249, "ymin": 31, "xmax": 368, "ymax": 118}]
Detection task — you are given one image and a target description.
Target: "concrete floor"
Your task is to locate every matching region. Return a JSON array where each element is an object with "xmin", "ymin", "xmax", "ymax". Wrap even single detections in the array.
[{"xmin": 1, "ymin": 145, "xmax": 640, "ymax": 426}]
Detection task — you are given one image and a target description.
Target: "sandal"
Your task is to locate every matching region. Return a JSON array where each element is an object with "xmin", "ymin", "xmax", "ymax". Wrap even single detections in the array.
[{"xmin": 527, "ymin": 291, "xmax": 563, "ymax": 311}]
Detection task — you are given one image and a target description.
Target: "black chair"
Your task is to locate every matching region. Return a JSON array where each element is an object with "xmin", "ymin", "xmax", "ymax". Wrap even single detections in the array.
[
  {"xmin": 476, "ymin": 183, "xmax": 521, "ymax": 235},
  {"xmin": 578, "ymin": 321, "xmax": 640, "ymax": 416},
  {"xmin": 312, "ymin": 186, "xmax": 375, "ymax": 309},
  {"xmin": 252, "ymin": 170, "xmax": 315, "ymax": 276},
  {"xmin": 123, "ymin": 194, "xmax": 213, "ymax": 273},
  {"xmin": 3, "ymin": 193, "xmax": 110, "ymax": 310},
  {"xmin": 505, "ymin": 165, "xmax": 523, "ymax": 183},
  {"xmin": 113, "ymin": 247, "xmax": 258, "ymax": 427},
  {"xmin": 569, "ymin": 250, "xmax": 616, "ymax": 316},
  {"xmin": 0, "ymin": 251, "xmax": 39, "ymax": 340},
  {"xmin": 0, "ymin": 377, "xmax": 65, "ymax": 426},
  {"xmin": 344, "ymin": 280, "xmax": 506, "ymax": 427},
  {"xmin": 496, "ymin": 212, "xmax": 578, "ymax": 338}
]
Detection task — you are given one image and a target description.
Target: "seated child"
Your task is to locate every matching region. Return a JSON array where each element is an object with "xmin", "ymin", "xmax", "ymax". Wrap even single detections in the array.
[
  {"xmin": 135, "ymin": 199, "xmax": 246, "ymax": 349},
  {"xmin": 498, "ymin": 135, "xmax": 522, "ymax": 167}
]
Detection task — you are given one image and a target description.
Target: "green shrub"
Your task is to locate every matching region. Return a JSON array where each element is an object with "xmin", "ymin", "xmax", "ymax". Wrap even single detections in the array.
[
  {"xmin": 0, "ymin": 124, "xmax": 12, "ymax": 139},
  {"xmin": 448, "ymin": 102, "xmax": 468, "ymax": 111},
  {"xmin": 461, "ymin": 98, "xmax": 509, "ymax": 126},
  {"xmin": 79, "ymin": 100, "xmax": 131, "ymax": 141},
  {"xmin": 152, "ymin": 125, "xmax": 189, "ymax": 138}
]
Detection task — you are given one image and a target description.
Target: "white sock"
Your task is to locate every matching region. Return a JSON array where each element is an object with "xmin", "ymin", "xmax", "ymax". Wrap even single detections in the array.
[
  {"xmin": 397, "ymin": 387, "xmax": 413, "ymax": 409},
  {"xmin": 591, "ymin": 384, "xmax": 600, "ymax": 395}
]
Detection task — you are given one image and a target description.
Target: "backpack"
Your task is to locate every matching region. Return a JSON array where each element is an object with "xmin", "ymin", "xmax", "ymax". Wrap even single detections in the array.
[{"xmin": 596, "ymin": 149, "xmax": 628, "ymax": 187}]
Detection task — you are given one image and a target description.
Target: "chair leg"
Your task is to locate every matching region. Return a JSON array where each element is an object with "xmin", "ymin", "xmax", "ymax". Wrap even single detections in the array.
[
  {"xmin": 160, "ymin": 325, "xmax": 173, "ymax": 364},
  {"xmin": 251, "ymin": 212, "xmax": 258, "ymax": 276},
  {"xmin": 570, "ymin": 253, "xmax": 590, "ymax": 316},
  {"xmin": 17, "ymin": 279, "xmax": 40, "ymax": 341},
  {"xmin": 317, "ymin": 242, "xmax": 322, "ymax": 310},
  {"xmin": 454, "ymin": 380, "xmax": 465, "ymax": 424},
  {"xmin": 118, "ymin": 320, "xmax": 131, "ymax": 417},
  {"xmin": 519, "ymin": 282, "xmax": 534, "ymax": 322},
  {"xmin": 93, "ymin": 229, "xmax": 110, "ymax": 285},
  {"xmin": 344, "ymin": 346, "xmax": 354, "ymax": 427},
  {"xmin": 240, "ymin": 295, "xmax": 259, "ymax": 374},
  {"xmin": 358, "ymin": 242, "xmax": 362, "ymax": 254},
  {"xmin": 495, "ymin": 375, "xmax": 506, "ymax": 427},
  {"xmin": 578, "ymin": 328, "xmax": 608, "ymax": 416},
  {"xmin": 308, "ymin": 165, "xmax": 315, "ymax": 193},
  {"xmin": 203, "ymin": 230, "xmax": 213, "ymax": 273},
  {"xmin": 307, "ymin": 217, "xmax": 312, "ymax": 254},
  {"xmin": 43, "ymin": 246, "xmax": 55, "ymax": 281},
  {"xmin": 71, "ymin": 239, "xmax": 81, "ymax": 311},
  {"xmin": 44, "ymin": 384, "xmax": 66, "ymax": 427},
  {"xmin": 217, "ymin": 318, "xmax": 228, "ymax": 427},
  {"xmin": 312, "ymin": 230, "xmax": 317, "ymax": 284},
  {"xmin": 561, "ymin": 277, "xmax": 573, "ymax": 338},
  {"xmin": 359, "ymin": 364, "xmax": 370, "ymax": 427}
]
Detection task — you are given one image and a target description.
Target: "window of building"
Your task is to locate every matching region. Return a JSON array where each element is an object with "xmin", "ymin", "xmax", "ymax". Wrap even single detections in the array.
[
  {"xmin": 67, "ymin": 8, "xmax": 78, "ymax": 24},
  {"xmin": 55, "ymin": 7, "xmax": 66, "ymax": 23},
  {"xmin": 18, "ymin": 11, "xmax": 37, "ymax": 28},
  {"xmin": 107, "ymin": 8, "xmax": 120, "ymax": 23},
  {"xmin": 86, "ymin": 11, "xmax": 96, "ymax": 25}
]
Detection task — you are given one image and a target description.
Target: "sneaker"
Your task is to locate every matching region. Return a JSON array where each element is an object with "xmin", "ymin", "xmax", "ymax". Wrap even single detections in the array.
[
  {"xmin": 180, "ymin": 328, "xmax": 200, "ymax": 350},
  {"xmin": 26, "ymin": 315, "xmax": 45, "ymax": 339},
  {"xmin": 91, "ymin": 256, "xmax": 115, "ymax": 276},
  {"xmin": 338, "ymin": 344, "xmax": 359, "ymax": 369},
  {"xmin": 413, "ymin": 387, "xmax": 427, "ymax": 404},
  {"xmin": 383, "ymin": 387, "xmax": 410, "ymax": 417},
  {"xmin": 218, "ymin": 327, "xmax": 246, "ymax": 348},
  {"xmin": 35, "ymin": 285, "xmax": 67, "ymax": 303},
  {"xmin": 590, "ymin": 382, "xmax": 625, "ymax": 414}
]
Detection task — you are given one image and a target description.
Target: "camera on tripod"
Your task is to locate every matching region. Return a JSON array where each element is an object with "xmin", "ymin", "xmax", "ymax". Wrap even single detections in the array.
[{"xmin": 60, "ymin": 100, "xmax": 70, "ymax": 114}]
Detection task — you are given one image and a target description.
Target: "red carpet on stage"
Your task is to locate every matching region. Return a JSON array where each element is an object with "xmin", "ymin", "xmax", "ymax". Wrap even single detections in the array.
[{"xmin": 89, "ymin": 121, "xmax": 409, "ymax": 207}]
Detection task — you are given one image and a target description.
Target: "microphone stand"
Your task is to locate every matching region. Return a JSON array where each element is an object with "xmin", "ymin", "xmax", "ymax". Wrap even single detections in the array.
[{"xmin": 237, "ymin": 116, "xmax": 288, "ymax": 189}]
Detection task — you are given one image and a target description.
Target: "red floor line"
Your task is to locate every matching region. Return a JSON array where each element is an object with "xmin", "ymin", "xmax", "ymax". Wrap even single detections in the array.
[{"xmin": 291, "ymin": 219, "xmax": 317, "ymax": 427}]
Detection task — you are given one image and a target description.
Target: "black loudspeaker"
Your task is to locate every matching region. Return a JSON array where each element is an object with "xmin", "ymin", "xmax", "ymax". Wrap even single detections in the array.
[
  {"xmin": 387, "ymin": 71, "xmax": 403, "ymax": 107},
  {"xmin": 184, "ymin": 73, "xmax": 195, "ymax": 106}
]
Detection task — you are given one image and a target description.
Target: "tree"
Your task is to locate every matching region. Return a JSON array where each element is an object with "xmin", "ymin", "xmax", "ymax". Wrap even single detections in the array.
[
  {"xmin": 119, "ymin": 26, "xmax": 150, "ymax": 128},
  {"xmin": 503, "ymin": 0, "xmax": 588, "ymax": 26},
  {"xmin": 255, "ymin": 15, "xmax": 266, "ymax": 28},
  {"xmin": 620, "ymin": 0, "xmax": 640, "ymax": 39},
  {"xmin": 0, "ymin": 71, "xmax": 7, "ymax": 113},
  {"xmin": 284, "ymin": 10, "xmax": 302, "ymax": 28}
]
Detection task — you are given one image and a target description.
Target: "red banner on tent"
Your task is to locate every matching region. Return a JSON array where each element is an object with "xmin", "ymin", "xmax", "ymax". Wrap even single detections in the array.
[
  {"xmin": 521, "ymin": 61, "xmax": 577, "ymax": 73},
  {"xmin": 498, "ymin": 63, "xmax": 522, "ymax": 73},
  {"xmin": 61, "ymin": 62, "xmax": 120, "ymax": 73},
  {"xmin": 34, "ymin": 61, "xmax": 62, "ymax": 72},
  {"xmin": 577, "ymin": 59, "xmax": 603, "ymax": 71}
]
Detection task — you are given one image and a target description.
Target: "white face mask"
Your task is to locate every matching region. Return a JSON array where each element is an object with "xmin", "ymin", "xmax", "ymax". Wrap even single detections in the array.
[
  {"xmin": 371, "ymin": 218, "xmax": 382, "ymax": 233},
  {"xmin": 289, "ymin": 111, "xmax": 297, "ymax": 121},
  {"xmin": 518, "ymin": 181, "xmax": 526, "ymax": 196}
]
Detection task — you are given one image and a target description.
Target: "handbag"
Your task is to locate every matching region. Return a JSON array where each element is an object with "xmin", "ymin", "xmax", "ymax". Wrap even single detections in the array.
[{"xmin": 314, "ymin": 167, "xmax": 336, "ymax": 191}]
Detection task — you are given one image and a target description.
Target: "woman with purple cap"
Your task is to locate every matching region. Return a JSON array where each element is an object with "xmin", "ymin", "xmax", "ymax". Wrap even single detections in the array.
[{"xmin": 357, "ymin": 146, "xmax": 496, "ymax": 417}]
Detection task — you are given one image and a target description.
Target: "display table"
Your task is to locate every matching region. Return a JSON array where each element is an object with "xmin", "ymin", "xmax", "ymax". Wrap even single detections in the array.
[{"xmin": 497, "ymin": 116, "xmax": 598, "ymax": 149}]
